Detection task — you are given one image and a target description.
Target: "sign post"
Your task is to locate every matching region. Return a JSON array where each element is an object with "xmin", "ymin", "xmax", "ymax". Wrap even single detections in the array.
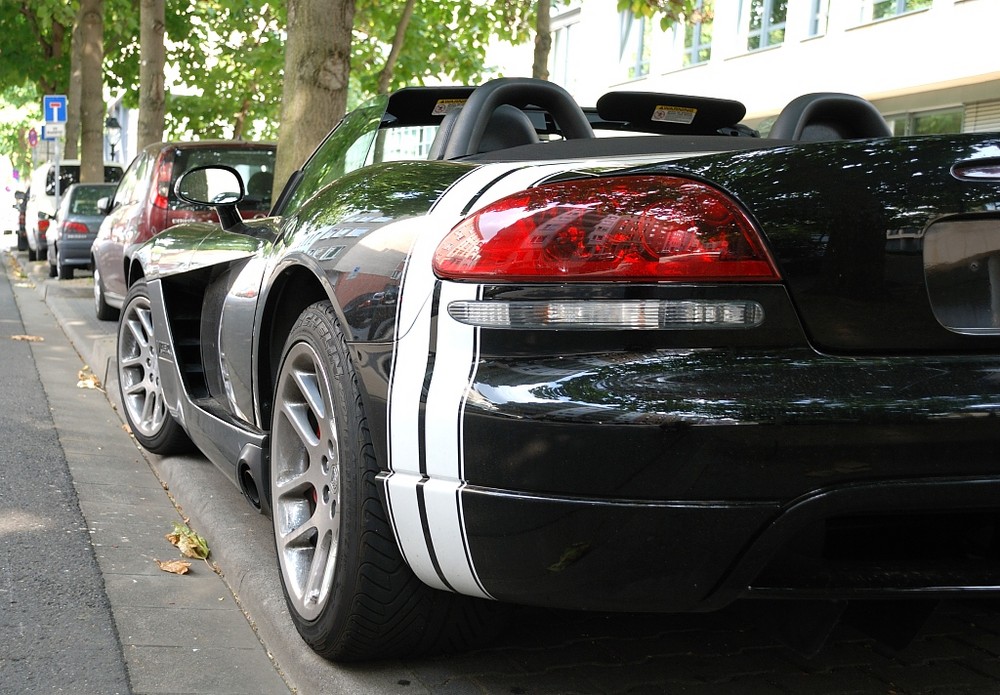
[{"xmin": 43, "ymin": 95, "xmax": 67, "ymax": 217}]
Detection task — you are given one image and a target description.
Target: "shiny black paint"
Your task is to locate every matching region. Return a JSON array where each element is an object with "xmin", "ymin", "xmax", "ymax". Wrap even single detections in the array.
[
  {"xmin": 654, "ymin": 134, "xmax": 1000, "ymax": 353},
  {"xmin": 273, "ymin": 159, "xmax": 474, "ymax": 343},
  {"xmin": 460, "ymin": 348, "xmax": 1000, "ymax": 499},
  {"xmin": 460, "ymin": 487, "xmax": 778, "ymax": 611}
]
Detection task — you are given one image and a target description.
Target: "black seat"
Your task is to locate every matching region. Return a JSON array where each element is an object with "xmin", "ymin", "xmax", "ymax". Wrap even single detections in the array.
[
  {"xmin": 428, "ymin": 104, "xmax": 539, "ymax": 160},
  {"xmin": 769, "ymin": 93, "xmax": 892, "ymax": 141}
]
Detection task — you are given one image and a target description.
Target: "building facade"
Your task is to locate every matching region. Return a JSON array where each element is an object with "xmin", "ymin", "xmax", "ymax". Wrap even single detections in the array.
[{"xmin": 492, "ymin": 0, "xmax": 1000, "ymax": 135}]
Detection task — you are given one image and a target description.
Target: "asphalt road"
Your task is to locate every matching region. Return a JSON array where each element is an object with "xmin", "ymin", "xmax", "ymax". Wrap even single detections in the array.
[
  {"xmin": 8, "ymin": 241, "xmax": 1000, "ymax": 694},
  {"xmin": 0, "ymin": 245, "xmax": 130, "ymax": 693}
]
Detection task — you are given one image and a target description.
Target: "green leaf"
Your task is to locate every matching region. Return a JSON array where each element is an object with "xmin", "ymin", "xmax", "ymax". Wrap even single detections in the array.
[{"xmin": 166, "ymin": 522, "xmax": 211, "ymax": 560}]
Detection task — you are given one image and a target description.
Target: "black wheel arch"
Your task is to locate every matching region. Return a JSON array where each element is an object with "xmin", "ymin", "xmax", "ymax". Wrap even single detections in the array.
[{"xmin": 257, "ymin": 265, "xmax": 342, "ymax": 432}]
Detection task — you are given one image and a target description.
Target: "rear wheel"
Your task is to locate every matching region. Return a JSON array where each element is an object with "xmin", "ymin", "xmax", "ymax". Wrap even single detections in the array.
[
  {"xmin": 270, "ymin": 300, "xmax": 502, "ymax": 661},
  {"xmin": 117, "ymin": 278, "xmax": 191, "ymax": 454},
  {"xmin": 57, "ymin": 249, "xmax": 74, "ymax": 280},
  {"xmin": 94, "ymin": 266, "xmax": 119, "ymax": 321}
]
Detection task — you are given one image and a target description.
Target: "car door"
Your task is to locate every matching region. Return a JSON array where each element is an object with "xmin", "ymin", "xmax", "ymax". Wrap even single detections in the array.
[{"xmin": 96, "ymin": 153, "xmax": 151, "ymax": 304}]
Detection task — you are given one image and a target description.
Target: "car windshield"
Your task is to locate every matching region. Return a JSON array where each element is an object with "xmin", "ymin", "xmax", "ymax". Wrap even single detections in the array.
[
  {"xmin": 69, "ymin": 186, "xmax": 111, "ymax": 215},
  {"xmin": 47, "ymin": 166, "xmax": 123, "ymax": 195}
]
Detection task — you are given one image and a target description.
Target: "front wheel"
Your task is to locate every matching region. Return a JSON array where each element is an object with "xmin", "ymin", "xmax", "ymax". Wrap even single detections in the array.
[
  {"xmin": 117, "ymin": 279, "xmax": 191, "ymax": 454},
  {"xmin": 270, "ymin": 301, "xmax": 502, "ymax": 661}
]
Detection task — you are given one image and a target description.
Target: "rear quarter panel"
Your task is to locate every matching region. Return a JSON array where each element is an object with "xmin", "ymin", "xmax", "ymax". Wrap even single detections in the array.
[{"xmin": 662, "ymin": 134, "xmax": 1000, "ymax": 354}]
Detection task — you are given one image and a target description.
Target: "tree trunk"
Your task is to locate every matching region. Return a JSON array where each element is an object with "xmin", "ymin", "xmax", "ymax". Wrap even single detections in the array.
[
  {"xmin": 376, "ymin": 0, "xmax": 417, "ymax": 95},
  {"xmin": 274, "ymin": 0, "xmax": 356, "ymax": 194},
  {"xmin": 78, "ymin": 0, "xmax": 104, "ymax": 182},
  {"xmin": 138, "ymin": 0, "xmax": 166, "ymax": 148},
  {"xmin": 532, "ymin": 0, "xmax": 552, "ymax": 80},
  {"xmin": 65, "ymin": 16, "xmax": 83, "ymax": 159}
]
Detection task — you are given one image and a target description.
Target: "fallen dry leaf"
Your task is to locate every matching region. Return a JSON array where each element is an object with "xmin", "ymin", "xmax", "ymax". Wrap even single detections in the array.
[
  {"xmin": 76, "ymin": 367, "xmax": 102, "ymax": 390},
  {"xmin": 156, "ymin": 559, "xmax": 191, "ymax": 575},
  {"xmin": 11, "ymin": 334, "xmax": 43, "ymax": 342},
  {"xmin": 166, "ymin": 522, "xmax": 210, "ymax": 560}
]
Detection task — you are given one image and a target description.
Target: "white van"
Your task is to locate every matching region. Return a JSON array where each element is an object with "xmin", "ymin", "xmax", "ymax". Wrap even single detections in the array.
[{"xmin": 24, "ymin": 160, "xmax": 123, "ymax": 261}]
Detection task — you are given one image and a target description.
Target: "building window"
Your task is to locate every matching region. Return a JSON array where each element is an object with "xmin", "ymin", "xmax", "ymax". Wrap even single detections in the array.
[
  {"xmin": 550, "ymin": 20, "xmax": 578, "ymax": 88},
  {"xmin": 619, "ymin": 10, "xmax": 652, "ymax": 79},
  {"xmin": 864, "ymin": 0, "xmax": 932, "ymax": 22},
  {"xmin": 808, "ymin": 0, "xmax": 829, "ymax": 37},
  {"xmin": 887, "ymin": 107, "xmax": 964, "ymax": 136},
  {"xmin": 683, "ymin": 0, "xmax": 713, "ymax": 66},
  {"xmin": 743, "ymin": 0, "xmax": 788, "ymax": 51}
]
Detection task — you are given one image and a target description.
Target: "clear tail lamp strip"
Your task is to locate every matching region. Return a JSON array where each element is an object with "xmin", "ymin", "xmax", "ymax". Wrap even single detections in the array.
[{"xmin": 447, "ymin": 298, "xmax": 764, "ymax": 330}]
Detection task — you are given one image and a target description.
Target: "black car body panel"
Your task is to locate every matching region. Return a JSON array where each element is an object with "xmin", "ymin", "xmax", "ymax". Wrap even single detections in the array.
[{"xmin": 123, "ymin": 81, "xmax": 1000, "ymax": 650}]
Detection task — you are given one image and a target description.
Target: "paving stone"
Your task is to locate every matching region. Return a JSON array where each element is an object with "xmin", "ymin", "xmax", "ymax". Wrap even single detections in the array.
[{"xmin": 126, "ymin": 645, "xmax": 289, "ymax": 695}]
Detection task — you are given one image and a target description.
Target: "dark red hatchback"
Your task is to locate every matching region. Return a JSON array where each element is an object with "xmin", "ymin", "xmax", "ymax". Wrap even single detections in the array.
[{"xmin": 92, "ymin": 140, "xmax": 276, "ymax": 319}]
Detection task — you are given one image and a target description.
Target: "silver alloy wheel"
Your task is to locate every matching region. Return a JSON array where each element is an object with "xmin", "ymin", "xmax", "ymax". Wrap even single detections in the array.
[
  {"xmin": 118, "ymin": 292, "xmax": 168, "ymax": 439},
  {"xmin": 271, "ymin": 340, "xmax": 341, "ymax": 622}
]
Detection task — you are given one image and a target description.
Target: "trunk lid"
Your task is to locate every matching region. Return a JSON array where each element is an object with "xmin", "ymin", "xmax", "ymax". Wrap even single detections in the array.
[{"xmin": 676, "ymin": 134, "xmax": 1000, "ymax": 354}]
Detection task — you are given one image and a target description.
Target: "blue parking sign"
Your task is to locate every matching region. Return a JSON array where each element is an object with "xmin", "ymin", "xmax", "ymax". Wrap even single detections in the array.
[{"xmin": 43, "ymin": 94, "xmax": 68, "ymax": 123}]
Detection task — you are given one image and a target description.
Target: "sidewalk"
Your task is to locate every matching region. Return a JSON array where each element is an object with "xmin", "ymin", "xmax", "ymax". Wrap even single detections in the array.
[{"xmin": 4, "ymin": 250, "xmax": 292, "ymax": 695}]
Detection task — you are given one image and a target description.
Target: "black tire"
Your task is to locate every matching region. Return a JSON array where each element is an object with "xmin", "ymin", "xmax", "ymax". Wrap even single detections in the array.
[
  {"xmin": 57, "ymin": 257, "xmax": 74, "ymax": 280},
  {"xmin": 117, "ymin": 278, "xmax": 192, "ymax": 454},
  {"xmin": 270, "ymin": 300, "xmax": 503, "ymax": 661},
  {"xmin": 48, "ymin": 260, "xmax": 57, "ymax": 278},
  {"xmin": 93, "ymin": 266, "xmax": 119, "ymax": 321},
  {"xmin": 27, "ymin": 246, "xmax": 36, "ymax": 261}
]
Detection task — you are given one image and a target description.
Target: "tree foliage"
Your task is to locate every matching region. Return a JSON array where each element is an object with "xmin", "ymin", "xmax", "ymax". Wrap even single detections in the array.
[
  {"xmin": 166, "ymin": 0, "xmax": 286, "ymax": 140},
  {"xmin": 0, "ymin": 0, "xmax": 704, "ymax": 180},
  {"xmin": 618, "ymin": 0, "xmax": 703, "ymax": 30},
  {"xmin": 352, "ymin": 0, "xmax": 532, "ymax": 99},
  {"xmin": 0, "ymin": 1, "xmax": 77, "ymax": 95}
]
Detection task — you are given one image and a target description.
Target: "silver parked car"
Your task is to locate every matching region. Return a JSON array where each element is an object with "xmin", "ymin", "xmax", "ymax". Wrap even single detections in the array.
[{"xmin": 46, "ymin": 182, "xmax": 117, "ymax": 280}]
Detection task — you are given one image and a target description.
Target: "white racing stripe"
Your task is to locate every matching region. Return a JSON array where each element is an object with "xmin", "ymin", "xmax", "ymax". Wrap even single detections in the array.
[{"xmin": 383, "ymin": 161, "xmax": 582, "ymax": 597}]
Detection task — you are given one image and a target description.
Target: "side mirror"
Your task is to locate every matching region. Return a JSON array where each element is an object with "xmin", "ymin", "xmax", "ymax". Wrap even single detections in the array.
[
  {"xmin": 14, "ymin": 191, "xmax": 25, "ymax": 203},
  {"xmin": 176, "ymin": 165, "xmax": 246, "ymax": 231},
  {"xmin": 176, "ymin": 165, "xmax": 245, "ymax": 207}
]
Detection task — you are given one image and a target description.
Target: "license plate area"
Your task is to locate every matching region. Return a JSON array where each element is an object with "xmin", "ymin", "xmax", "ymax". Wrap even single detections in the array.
[{"xmin": 924, "ymin": 215, "xmax": 1000, "ymax": 334}]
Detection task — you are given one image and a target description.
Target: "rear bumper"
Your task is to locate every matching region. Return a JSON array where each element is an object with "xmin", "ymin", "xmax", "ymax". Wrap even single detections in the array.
[
  {"xmin": 461, "ymin": 348, "xmax": 1000, "ymax": 500},
  {"xmin": 457, "ymin": 475, "xmax": 1000, "ymax": 611},
  {"xmin": 397, "ymin": 347, "xmax": 1000, "ymax": 610},
  {"xmin": 56, "ymin": 239, "xmax": 96, "ymax": 265}
]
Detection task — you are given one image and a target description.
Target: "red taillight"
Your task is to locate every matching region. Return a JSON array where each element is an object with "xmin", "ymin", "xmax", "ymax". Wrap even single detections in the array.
[
  {"xmin": 153, "ymin": 156, "xmax": 174, "ymax": 210},
  {"xmin": 64, "ymin": 221, "xmax": 90, "ymax": 237},
  {"xmin": 38, "ymin": 218, "xmax": 50, "ymax": 233},
  {"xmin": 433, "ymin": 175, "xmax": 780, "ymax": 282}
]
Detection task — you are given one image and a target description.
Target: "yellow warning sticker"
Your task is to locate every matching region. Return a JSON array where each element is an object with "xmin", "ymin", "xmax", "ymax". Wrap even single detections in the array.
[
  {"xmin": 432, "ymin": 99, "xmax": 467, "ymax": 116},
  {"xmin": 652, "ymin": 105, "xmax": 697, "ymax": 125}
]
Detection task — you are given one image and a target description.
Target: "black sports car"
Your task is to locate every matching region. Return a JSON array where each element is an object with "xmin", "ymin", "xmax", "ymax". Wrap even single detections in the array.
[{"xmin": 118, "ymin": 77, "xmax": 1000, "ymax": 661}]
